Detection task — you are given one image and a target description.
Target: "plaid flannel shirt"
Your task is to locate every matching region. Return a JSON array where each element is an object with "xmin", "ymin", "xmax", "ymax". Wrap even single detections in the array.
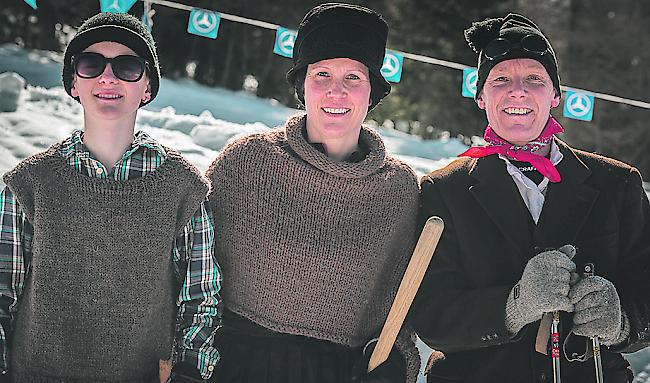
[{"xmin": 0, "ymin": 130, "xmax": 221, "ymax": 379}]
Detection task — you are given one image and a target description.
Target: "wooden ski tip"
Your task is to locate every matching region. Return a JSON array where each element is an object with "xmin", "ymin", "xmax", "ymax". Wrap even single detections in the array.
[
  {"xmin": 366, "ymin": 215, "xmax": 444, "ymax": 373},
  {"xmin": 425, "ymin": 216, "xmax": 444, "ymax": 229},
  {"xmin": 425, "ymin": 216, "xmax": 443, "ymax": 225}
]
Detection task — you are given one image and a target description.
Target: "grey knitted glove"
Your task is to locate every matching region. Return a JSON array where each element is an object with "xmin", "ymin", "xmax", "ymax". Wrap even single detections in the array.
[
  {"xmin": 505, "ymin": 246, "xmax": 577, "ymax": 334},
  {"xmin": 569, "ymin": 275, "xmax": 624, "ymax": 346}
]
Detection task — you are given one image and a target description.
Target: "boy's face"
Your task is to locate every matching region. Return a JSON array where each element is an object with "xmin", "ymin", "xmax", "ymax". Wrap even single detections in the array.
[{"xmin": 71, "ymin": 41, "xmax": 151, "ymax": 122}]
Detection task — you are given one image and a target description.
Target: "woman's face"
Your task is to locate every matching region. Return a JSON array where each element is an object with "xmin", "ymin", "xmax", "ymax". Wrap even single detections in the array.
[
  {"xmin": 303, "ymin": 58, "xmax": 371, "ymax": 144},
  {"xmin": 477, "ymin": 58, "xmax": 560, "ymax": 146}
]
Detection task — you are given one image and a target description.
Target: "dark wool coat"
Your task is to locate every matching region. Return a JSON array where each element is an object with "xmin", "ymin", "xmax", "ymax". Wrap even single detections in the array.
[{"xmin": 411, "ymin": 140, "xmax": 650, "ymax": 383}]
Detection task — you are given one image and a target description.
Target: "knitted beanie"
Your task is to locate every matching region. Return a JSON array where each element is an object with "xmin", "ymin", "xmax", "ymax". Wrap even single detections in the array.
[
  {"xmin": 286, "ymin": 3, "xmax": 391, "ymax": 110},
  {"xmin": 465, "ymin": 13, "xmax": 560, "ymax": 100},
  {"xmin": 62, "ymin": 12, "xmax": 160, "ymax": 106}
]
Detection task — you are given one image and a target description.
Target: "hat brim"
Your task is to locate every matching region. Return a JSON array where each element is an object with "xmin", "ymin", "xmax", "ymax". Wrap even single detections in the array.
[{"xmin": 286, "ymin": 54, "xmax": 391, "ymax": 108}]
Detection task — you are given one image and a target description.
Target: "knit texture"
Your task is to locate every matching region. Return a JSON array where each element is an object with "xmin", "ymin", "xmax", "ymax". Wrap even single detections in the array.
[
  {"xmin": 569, "ymin": 275, "xmax": 625, "ymax": 346},
  {"xmin": 3, "ymin": 144, "xmax": 208, "ymax": 382},
  {"xmin": 505, "ymin": 248, "xmax": 576, "ymax": 335},
  {"xmin": 505, "ymin": 248, "xmax": 576, "ymax": 334},
  {"xmin": 285, "ymin": 3, "xmax": 391, "ymax": 110},
  {"xmin": 207, "ymin": 113, "xmax": 420, "ymax": 381}
]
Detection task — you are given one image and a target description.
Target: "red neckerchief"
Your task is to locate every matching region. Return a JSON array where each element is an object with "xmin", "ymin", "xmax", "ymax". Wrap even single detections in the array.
[{"xmin": 460, "ymin": 117, "xmax": 563, "ymax": 183}]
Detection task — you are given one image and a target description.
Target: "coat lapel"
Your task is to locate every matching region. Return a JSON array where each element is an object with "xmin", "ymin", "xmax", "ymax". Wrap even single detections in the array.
[
  {"xmin": 469, "ymin": 155, "xmax": 535, "ymax": 262},
  {"xmin": 535, "ymin": 140, "xmax": 600, "ymax": 248}
]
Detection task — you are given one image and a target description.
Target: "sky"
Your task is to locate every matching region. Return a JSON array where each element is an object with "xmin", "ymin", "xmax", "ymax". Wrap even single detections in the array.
[{"xmin": 0, "ymin": 43, "xmax": 649, "ymax": 382}]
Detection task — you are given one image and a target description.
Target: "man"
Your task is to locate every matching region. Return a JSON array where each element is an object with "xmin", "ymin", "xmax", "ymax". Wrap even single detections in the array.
[
  {"xmin": 411, "ymin": 13, "xmax": 650, "ymax": 383},
  {"xmin": 0, "ymin": 13, "xmax": 221, "ymax": 382}
]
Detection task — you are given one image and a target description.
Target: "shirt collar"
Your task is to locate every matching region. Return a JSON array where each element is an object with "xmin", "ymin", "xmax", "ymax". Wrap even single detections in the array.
[
  {"xmin": 501, "ymin": 138, "xmax": 564, "ymax": 189},
  {"xmin": 60, "ymin": 130, "xmax": 166, "ymax": 161},
  {"xmin": 301, "ymin": 126, "xmax": 369, "ymax": 163}
]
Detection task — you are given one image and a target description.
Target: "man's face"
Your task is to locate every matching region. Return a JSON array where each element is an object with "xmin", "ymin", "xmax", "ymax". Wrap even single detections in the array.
[{"xmin": 477, "ymin": 58, "xmax": 560, "ymax": 146}]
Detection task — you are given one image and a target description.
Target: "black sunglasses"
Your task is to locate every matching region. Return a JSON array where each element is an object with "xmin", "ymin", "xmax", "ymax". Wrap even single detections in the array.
[
  {"xmin": 482, "ymin": 34, "xmax": 550, "ymax": 61},
  {"xmin": 72, "ymin": 52, "xmax": 148, "ymax": 82}
]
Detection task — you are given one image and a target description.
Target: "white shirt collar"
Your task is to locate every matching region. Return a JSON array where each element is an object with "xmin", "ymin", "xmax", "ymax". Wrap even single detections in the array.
[
  {"xmin": 499, "ymin": 139, "xmax": 563, "ymax": 190},
  {"xmin": 499, "ymin": 139, "xmax": 564, "ymax": 223}
]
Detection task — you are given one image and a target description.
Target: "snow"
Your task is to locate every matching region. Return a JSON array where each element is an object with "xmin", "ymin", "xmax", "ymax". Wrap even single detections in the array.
[{"xmin": 1, "ymin": 43, "xmax": 649, "ymax": 382}]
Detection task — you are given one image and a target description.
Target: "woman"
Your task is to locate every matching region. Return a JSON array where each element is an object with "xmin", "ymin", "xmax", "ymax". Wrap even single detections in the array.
[{"xmin": 206, "ymin": 3, "xmax": 420, "ymax": 383}]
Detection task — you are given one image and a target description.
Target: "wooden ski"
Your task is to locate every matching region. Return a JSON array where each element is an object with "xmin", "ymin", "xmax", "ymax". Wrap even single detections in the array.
[{"xmin": 367, "ymin": 216, "xmax": 444, "ymax": 372}]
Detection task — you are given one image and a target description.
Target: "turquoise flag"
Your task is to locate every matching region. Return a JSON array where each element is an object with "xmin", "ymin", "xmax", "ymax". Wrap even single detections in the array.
[
  {"xmin": 461, "ymin": 68, "xmax": 478, "ymax": 98},
  {"xmin": 381, "ymin": 50, "xmax": 404, "ymax": 83},
  {"xmin": 187, "ymin": 9, "xmax": 221, "ymax": 39},
  {"xmin": 563, "ymin": 90, "xmax": 595, "ymax": 121},
  {"xmin": 99, "ymin": 0, "xmax": 137, "ymax": 13},
  {"xmin": 273, "ymin": 27, "xmax": 296, "ymax": 58}
]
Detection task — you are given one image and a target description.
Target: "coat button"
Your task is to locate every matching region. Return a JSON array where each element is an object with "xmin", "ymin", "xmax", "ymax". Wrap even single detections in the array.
[{"xmin": 538, "ymin": 372, "xmax": 547, "ymax": 382}]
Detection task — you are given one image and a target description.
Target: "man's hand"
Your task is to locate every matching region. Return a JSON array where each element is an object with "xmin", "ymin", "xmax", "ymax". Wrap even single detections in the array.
[
  {"xmin": 505, "ymin": 246, "xmax": 577, "ymax": 334},
  {"xmin": 569, "ymin": 275, "xmax": 623, "ymax": 345}
]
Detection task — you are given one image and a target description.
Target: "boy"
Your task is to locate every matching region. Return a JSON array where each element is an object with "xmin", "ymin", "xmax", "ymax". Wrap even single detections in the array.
[{"xmin": 0, "ymin": 13, "xmax": 220, "ymax": 382}]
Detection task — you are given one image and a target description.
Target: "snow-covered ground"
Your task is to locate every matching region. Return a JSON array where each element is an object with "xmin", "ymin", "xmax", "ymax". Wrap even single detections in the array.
[{"xmin": 1, "ymin": 43, "xmax": 649, "ymax": 382}]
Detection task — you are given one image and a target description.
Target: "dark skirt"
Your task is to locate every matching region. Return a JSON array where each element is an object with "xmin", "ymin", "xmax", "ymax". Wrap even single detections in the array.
[{"xmin": 210, "ymin": 310, "xmax": 363, "ymax": 383}]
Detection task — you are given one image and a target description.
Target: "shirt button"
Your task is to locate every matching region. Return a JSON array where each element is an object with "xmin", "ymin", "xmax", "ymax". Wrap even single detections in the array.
[
  {"xmin": 207, "ymin": 365, "xmax": 214, "ymax": 372},
  {"xmin": 95, "ymin": 167, "xmax": 104, "ymax": 175}
]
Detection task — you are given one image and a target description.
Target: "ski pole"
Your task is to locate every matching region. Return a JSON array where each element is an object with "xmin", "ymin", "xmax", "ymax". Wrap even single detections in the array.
[
  {"xmin": 551, "ymin": 311, "xmax": 561, "ymax": 383},
  {"xmin": 583, "ymin": 263, "xmax": 604, "ymax": 383},
  {"xmin": 367, "ymin": 216, "xmax": 444, "ymax": 373},
  {"xmin": 549, "ymin": 244, "xmax": 578, "ymax": 383}
]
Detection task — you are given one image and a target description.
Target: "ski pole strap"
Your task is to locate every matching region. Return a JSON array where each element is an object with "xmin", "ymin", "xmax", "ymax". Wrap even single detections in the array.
[
  {"xmin": 367, "ymin": 216, "xmax": 444, "ymax": 373},
  {"xmin": 535, "ymin": 313, "xmax": 553, "ymax": 355}
]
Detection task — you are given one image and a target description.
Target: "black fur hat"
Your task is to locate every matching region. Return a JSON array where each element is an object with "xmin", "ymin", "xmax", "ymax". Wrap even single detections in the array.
[
  {"xmin": 465, "ymin": 13, "xmax": 560, "ymax": 99},
  {"xmin": 62, "ymin": 12, "xmax": 160, "ymax": 106},
  {"xmin": 286, "ymin": 3, "xmax": 391, "ymax": 110}
]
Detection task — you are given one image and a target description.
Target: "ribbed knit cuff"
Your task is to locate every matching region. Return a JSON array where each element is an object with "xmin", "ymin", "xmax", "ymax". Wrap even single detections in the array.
[
  {"xmin": 604, "ymin": 309, "xmax": 631, "ymax": 347},
  {"xmin": 505, "ymin": 284, "xmax": 528, "ymax": 335}
]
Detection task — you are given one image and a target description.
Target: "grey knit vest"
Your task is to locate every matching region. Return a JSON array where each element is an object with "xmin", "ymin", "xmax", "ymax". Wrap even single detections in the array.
[
  {"xmin": 3, "ymin": 143, "xmax": 208, "ymax": 383},
  {"xmin": 207, "ymin": 114, "xmax": 420, "ymax": 377}
]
